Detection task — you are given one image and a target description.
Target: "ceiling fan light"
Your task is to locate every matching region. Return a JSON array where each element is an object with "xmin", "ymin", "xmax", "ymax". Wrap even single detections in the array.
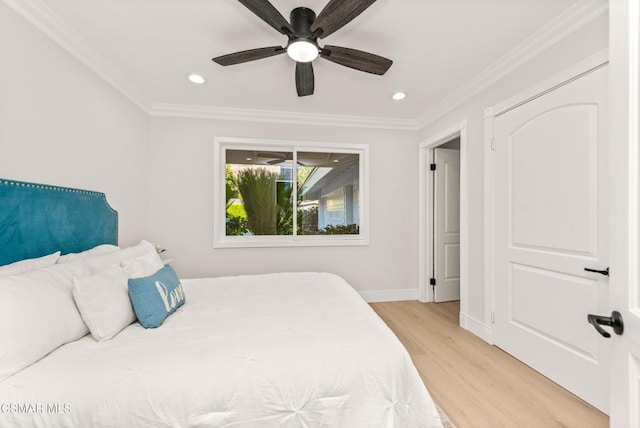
[{"xmin": 287, "ymin": 40, "xmax": 319, "ymax": 63}]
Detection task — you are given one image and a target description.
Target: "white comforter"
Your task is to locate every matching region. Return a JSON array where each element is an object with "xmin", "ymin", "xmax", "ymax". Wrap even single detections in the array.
[{"xmin": 0, "ymin": 272, "xmax": 442, "ymax": 427}]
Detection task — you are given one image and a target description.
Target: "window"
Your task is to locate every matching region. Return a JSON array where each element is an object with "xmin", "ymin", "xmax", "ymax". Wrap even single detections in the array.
[{"xmin": 214, "ymin": 138, "xmax": 369, "ymax": 248}]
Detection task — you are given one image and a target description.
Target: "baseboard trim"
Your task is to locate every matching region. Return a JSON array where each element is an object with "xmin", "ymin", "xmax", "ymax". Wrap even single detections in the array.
[
  {"xmin": 460, "ymin": 312, "xmax": 494, "ymax": 344},
  {"xmin": 360, "ymin": 288, "xmax": 419, "ymax": 303}
]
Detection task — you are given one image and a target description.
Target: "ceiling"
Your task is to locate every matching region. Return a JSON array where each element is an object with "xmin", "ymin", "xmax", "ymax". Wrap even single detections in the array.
[{"xmin": 30, "ymin": 0, "xmax": 581, "ymax": 122}]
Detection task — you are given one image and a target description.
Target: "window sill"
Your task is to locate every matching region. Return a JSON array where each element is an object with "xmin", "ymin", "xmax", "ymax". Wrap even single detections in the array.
[{"xmin": 213, "ymin": 235, "xmax": 369, "ymax": 249}]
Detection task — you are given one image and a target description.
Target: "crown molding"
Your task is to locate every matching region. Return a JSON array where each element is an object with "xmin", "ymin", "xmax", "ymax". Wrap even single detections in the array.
[
  {"xmin": 416, "ymin": 0, "xmax": 608, "ymax": 129},
  {"xmin": 150, "ymin": 103, "xmax": 421, "ymax": 131},
  {"xmin": 3, "ymin": 0, "xmax": 152, "ymax": 113}
]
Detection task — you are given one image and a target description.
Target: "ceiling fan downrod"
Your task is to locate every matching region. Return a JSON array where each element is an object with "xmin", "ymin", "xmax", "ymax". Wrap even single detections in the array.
[{"xmin": 290, "ymin": 7, "xmax": 316, "ymax": 38}]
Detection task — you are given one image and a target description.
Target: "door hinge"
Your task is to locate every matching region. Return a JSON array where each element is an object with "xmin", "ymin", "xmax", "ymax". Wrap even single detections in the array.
[
  {"xmin": 491, "ymin": 311, "xmax": 495, "ymax": 323},
  {"xmin": 430, "ymin": 163, "xmax": 436, "ymax": 171},
  {"xmin": 430, "ymin": 278, "xmax": 436, "ymax": 286},
  {"xmin": 491, "ymin": 137, "xmax": 496, "ymax": 151}
]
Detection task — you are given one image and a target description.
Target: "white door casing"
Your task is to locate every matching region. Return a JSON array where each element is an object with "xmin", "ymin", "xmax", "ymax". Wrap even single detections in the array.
[
  {"xmin": 418, "ymin": 121, "xmax": 468, "ymax": 309},
  {"xmin": 434, "ymin": 148, "xmax": 461, "ymax": 303},
  {"xmin": 491, "ymin": 65, "xmax": 609, "ymax": 412},
  {"xmin": 609, "ymin": 0, "xmax": 640, "ymax": 425}
]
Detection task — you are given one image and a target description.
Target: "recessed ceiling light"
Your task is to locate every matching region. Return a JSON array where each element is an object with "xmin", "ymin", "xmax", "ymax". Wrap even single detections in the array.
[
  {"xmin": 391, "ymin": 91, "xmax": 406, "ymax": 101},
  {"xmin": 187, "ymin": 74, "xmax": 206, "ymax": 85},
  {"xmin": 245, "ymin": 157, "xmax": 253, "ymax": 161},
  {"xmin": 333, "ymin": 159, "xmax": 340, "ymax": 163}
]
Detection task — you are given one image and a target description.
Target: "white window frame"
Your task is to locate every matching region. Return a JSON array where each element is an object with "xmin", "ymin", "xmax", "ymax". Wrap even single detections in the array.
[{"xmin": 213, "ymin": 137, "xmax": 370, "ymax": 248}]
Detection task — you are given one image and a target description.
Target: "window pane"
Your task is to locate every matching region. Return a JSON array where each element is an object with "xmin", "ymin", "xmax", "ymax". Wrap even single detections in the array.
[
  {"xmin": 225, "ymin": 149, "xmax": 294, "ymax": 236},
  {"xmin": 297, "ymin": 152, "xmax": 360, "ymax": 235}
]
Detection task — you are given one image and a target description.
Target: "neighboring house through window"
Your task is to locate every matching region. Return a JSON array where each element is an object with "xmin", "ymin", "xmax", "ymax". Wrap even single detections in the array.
[{"xmin": 213, "ymin": 138, "xmax": 369, "ymax": 248}]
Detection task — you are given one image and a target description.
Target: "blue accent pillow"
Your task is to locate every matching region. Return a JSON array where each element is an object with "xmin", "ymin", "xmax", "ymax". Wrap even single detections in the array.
[{"xmin": 128, "ymin": 265, "xmax": 185, "ymax": 328}]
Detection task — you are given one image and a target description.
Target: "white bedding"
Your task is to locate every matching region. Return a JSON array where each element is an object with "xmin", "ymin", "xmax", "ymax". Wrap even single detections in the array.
[{"xmin": 0, "ymin": 272, "xmax": 442, "ymax": 427}]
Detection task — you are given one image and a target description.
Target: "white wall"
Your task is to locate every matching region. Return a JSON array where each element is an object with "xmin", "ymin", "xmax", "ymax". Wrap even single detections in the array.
[
  {"xmin": 420, "ymin": 14, "xmax": 609, "ymax": 327},
  {"xmin": 0, "ymin": 3, "xmax": 149, "ymax": 246},
  {"xmin": 148, "ymin": 117, "xmax": 420, "ymax": 297}
]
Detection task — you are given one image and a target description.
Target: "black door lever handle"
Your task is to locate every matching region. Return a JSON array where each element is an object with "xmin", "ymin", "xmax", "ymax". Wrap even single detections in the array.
[
  {"xmin": 587, "ymin": 311, "xmax": 624, "ymax": 338},
  {"xmin": 584, "ymin": 267, "xmax": 609, "ymax": 276}
]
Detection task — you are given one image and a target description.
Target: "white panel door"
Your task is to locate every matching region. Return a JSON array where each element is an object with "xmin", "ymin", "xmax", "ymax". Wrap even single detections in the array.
[
  {"xmin": 434, "ymin": 148, "xmax": 460, "ymax": 303},
  {"xmin": 493, "ymin": 66, "xmax": 609, "ymax": 411},
  {"xmin": 609, "ymin": 0, "xmax": 640, "ymax": 424}
]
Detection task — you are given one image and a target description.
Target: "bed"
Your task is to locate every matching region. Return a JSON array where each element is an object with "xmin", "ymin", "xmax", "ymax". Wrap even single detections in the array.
[{"xmin": 0, "ymin": 178, "xmax": 442, "ymax": 427}]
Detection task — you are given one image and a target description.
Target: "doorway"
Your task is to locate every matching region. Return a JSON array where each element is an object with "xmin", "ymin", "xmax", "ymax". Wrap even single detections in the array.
[{"xmin": 419, "ymin": 121, "xmax": 468, "ymax": 308}]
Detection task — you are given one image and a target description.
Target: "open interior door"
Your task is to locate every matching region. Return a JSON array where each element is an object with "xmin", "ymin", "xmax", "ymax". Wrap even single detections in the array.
[
  {"xmin": 433, "ymin": 148, "xmax": 461, "ymax": 303},
  {"xmin": 608, "ymin": 1, "xmax": 640, "ymax": 425}
]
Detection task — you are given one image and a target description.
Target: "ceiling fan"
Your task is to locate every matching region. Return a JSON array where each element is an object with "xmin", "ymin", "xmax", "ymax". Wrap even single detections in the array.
[
  {"xmin": 259, "ymin": 152, "xmax": 306, "ymax": 165},
  {"xmin": 212, "ymin": 0, "xmax": 393, "ymax": 97}
]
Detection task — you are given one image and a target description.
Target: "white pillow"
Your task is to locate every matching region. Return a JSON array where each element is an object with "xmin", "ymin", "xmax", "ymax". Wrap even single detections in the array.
[
  {"xmin": 57, "ymin": 244, "xmax": 120, "ymax": 264},
  {"xmin": 84, "ymin": 240, "xmax": 157, "ymax": 274},
  {"xmin": 73, "ymin": 265, "xmax": 136, "ymax": 342},
  {"xmin": 0, "ymin": 261, "xmax": 90, "ymax": 381},
  {"xmin": 0, "ymin": 252, "xmax": 61, "ymax": 277},
  {"xmin": 121, "ymin": 251, "xmax": 164, "ymax": 279}
]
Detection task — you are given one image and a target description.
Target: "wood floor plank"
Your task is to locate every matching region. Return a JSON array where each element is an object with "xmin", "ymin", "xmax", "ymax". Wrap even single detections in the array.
[{"xmin": 371, "ymin": 301, "xmax": 609, "ymax": 428}]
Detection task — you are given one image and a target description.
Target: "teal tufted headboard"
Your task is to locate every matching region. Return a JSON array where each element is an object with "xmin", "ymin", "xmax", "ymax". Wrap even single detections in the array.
[{"xmin": 0, "ymin": 178, "xmax": 118, "ymax": 266}]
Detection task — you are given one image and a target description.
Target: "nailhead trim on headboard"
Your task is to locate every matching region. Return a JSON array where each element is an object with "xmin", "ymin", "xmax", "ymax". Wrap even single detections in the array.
[
  {"xmin": 0, "ymin": 178, "xmax": 119, "ymax": 265},
  {"xmin": 0, "ymin": 179, "xmax": 118, "ymax": 216}
]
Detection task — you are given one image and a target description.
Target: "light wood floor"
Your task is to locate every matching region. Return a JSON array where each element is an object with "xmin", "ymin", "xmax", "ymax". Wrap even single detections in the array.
[{"xmin": 371, "ymin": 300, "xmax": 609, "ymax": 428}]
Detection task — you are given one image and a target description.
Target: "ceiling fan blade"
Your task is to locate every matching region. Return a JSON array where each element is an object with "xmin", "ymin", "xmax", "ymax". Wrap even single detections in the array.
[
  {"xmin": 310, "ymin": 0, "xmax": 377, "ymax": 39},
  {"xmin": 296, "ymin": 62, "xmax": 315, "ymax": 97},
  {"xmin": 213, "ymin": 46, "xmax": 285, "ymax": 66},
  {"xmin": 237, "ymin": 0, "xmax": 294, "ymax": 35},
  {"xmin": 267, "ymin": 159, "xmax": 307, "ymax": 166},
  {"xmin": 320, "ymin": 45, "xmax": 392, "ymax": 75}
]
